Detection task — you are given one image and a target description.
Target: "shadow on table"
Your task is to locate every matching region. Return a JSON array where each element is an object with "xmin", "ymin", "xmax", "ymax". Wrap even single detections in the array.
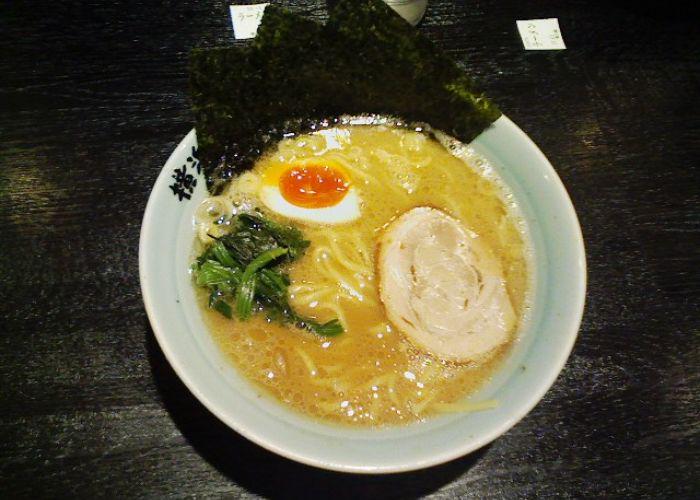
[{"xmin": 146, "ymin": 325, "xmax": 486, "ymax": 498}]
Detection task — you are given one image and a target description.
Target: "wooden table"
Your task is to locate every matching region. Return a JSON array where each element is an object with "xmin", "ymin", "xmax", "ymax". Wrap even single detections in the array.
[{"xmin": 2, "ymin": 1, "xmax": 698, "ymax": 497}]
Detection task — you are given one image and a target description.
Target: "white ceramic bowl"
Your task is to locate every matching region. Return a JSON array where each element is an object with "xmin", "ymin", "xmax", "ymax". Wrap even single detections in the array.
[{"xmin": 139, "ymin": 115, "xmax": 586, "ymax": 473}]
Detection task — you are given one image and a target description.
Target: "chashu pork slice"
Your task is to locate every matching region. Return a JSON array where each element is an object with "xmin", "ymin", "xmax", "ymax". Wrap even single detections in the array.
[{"xmin": 378, "ymin": 207, "xmax": 515, "ymax": 363}]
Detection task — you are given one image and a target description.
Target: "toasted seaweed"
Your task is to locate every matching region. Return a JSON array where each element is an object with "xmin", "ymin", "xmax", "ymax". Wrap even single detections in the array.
[
  {"xmin": 190, "ymin": 8, "xmax": 344, "ymax": 192},
  {"xmin": 189, "ymin": 0, "xmax": 501, "ymax": 194},
  {"xmin": 327, "ymin": 0, "xmax": 500, "ymax": 138}
]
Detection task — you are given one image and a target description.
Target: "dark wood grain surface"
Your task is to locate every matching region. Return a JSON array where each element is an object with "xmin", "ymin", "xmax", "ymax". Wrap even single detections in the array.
[{"xmin": 1, "ymin": 1, "xmax": 698, "ymax": 497}]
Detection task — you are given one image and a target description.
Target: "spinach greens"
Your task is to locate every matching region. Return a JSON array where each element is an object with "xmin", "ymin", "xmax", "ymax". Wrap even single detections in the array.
[{"xmin": 192, "ymin": 212, "xmax": 343, "ymax": 337}]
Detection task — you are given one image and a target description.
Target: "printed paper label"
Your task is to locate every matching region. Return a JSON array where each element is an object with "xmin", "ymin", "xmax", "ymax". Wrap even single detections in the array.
[
  {"xmin": 230, "ymin": 4, "xmax": 268, "ymax": 39},
  {"xmin": 516, "ymin": 18, "xmax": 566, "ymax": 50}
]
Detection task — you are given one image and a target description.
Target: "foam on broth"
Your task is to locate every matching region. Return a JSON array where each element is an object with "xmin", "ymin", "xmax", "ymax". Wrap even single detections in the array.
[{"xmin": 197, "ymin": 124, "xmax": 531, "ymax": 427}]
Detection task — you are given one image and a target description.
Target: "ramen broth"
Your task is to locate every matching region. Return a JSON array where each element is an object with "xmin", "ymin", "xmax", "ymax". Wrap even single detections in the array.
[{"xmin": 196, "ymin": 124, "xmax": 530, "ymax": 426}]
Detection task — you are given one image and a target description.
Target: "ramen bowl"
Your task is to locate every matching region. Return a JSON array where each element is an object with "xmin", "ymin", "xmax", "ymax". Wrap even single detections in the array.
[{"xmin": 139, "ymin": 115, "xmax": 586, "ymax": 473}]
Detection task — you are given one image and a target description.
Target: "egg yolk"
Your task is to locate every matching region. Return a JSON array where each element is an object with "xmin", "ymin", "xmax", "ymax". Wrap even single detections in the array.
[{"xmin": 279, "ymin": 164, "xmax": 350, "ymax": 208}]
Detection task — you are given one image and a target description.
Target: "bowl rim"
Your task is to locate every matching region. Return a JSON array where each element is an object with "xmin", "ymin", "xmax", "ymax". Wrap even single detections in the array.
[{"xmin": 139, "ymin": 115, "xmax": 587, "ymax": 473}]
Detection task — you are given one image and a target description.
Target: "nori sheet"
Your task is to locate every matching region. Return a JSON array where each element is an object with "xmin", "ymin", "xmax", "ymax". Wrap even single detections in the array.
[{"xmin": 190, "ymin": 0, "xmax": 501, "ymax": 194}]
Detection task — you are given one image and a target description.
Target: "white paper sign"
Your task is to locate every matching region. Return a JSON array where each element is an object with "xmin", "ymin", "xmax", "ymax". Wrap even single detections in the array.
[
  {"xmin": 516, "ymin": 18, "xmax": 566, "ymax": 50},
  {"xmin": 230, "ymin": 4, "xmax": 268, "ymax": 39}
]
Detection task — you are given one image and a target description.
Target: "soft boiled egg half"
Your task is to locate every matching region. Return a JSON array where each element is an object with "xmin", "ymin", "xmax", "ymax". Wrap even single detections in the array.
[{"xmin": 259, "ymin": 159, "xmax": 361, "ymax": 224}]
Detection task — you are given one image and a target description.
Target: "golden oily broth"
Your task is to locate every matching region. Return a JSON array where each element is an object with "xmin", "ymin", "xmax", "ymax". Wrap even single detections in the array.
[{"xmin": 197, "ymin": 125, "xmax": 531, "ymax": 426}]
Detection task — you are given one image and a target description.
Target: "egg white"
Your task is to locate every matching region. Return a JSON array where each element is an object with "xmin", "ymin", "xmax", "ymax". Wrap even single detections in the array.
[{"xmin": 260, "ymin": 185, "xmax": 361, "ymax": 224}]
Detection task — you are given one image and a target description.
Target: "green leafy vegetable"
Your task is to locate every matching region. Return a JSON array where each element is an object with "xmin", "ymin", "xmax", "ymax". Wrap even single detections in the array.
[
  {"xmin": 257, "ymin": 268, "xmax": 289, "ymax": 300},
  {"xmin": 192, "ymin": 211, "xmax": 343, "ymax": 336},
  {"xmin": 235, "ymin": 274, "xmax": 257, "ymax": 321},
  {"xmin": 209, "ymin": 289, "xmax": 233, "ymax": 319},
  {"xmin": 189, "ymin": 0, "xmax": 501, "ymax": 194},
  {"xmin": 196, "ymin": 260, "xmax": 241, "ymax": 289},
  {"xmin": 255, "ymin": 216, "xmax": 310, "ymax": 260},
  {"xmin": 299, "ymin": 318, "xmax": 344, "ymax": 337},
  {"xmin": 211, "ymin": 240, "xmax": 237, "ymax": 268},
  {"xmin": 241, "ymin": 247, "xmax": 288, "ymax": 281},
  {"xmin": 217, "ymin": 213, "xmax": 308, "ymax": 267},
  {"xmin": 235, "ymin": 247, "xmax": 287, "ymax": 320}
]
